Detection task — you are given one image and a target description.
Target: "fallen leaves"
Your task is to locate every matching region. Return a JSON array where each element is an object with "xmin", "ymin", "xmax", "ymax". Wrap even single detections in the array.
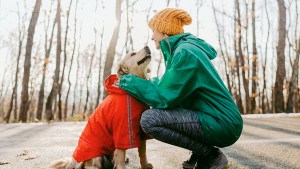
[
  {"xmin": 0, "ymin": 162, "xmax": 10, "ymax": 165},
  {"xmin": 25, "ymin": 157, "xmax": 36, "ymax": 160},
  {"xmin": 17, "ymin": 150, "xmax": 28, "ymax": 157}
]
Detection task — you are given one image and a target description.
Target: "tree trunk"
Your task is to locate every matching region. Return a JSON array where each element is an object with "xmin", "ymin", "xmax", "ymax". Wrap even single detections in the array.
[
  {"xmin": 196, "ymin": 0, "xmax": 204, "ymax": 37},
  {"xmin": 60, "ymin": 0, "xmax": 73, "ymax": 120},
  {"xmin": 5, "ymin": 3, "xmax": 25, "ymax": 123},
  {"xmin": 0, "ymin": 68, "xmax": 9, "ymax": 120},
  {"xmin": 250, "ymin": 0, "xmax": 258, "ymax": 113},
  {"xmin": 83, "ymin": 33, "xmax": 97, "ymax": 118},
  {"xmin": 96, "ymin": 25, "xmax": 104, "ymax": 108},
  {"xmin": 65, "ymin": 0, "xmax": 77, "ymax": 119},
  {"xmin": 212, "ymin": 0, "xmax": 232, "ymax": 94},
  {"xmin": 294, "ymin": 2, "xmax": 299, "ymax": 113},
  {"xmin": 274, "ymin": 0, "xmax": 286, "ymax": 113},
  {"xmin": 102, "ymin": 0, "xmax": 123, "ymax": 99},
  {"xmin": 235, "ymin": 0, "xmax": 244, "ymax": 114},
  {"xmin": 145, "ymin": 0, "xmax": 153, "ymax": 46},
  {"xmin": 286, "ymin": 39, "xmax": 300, "ymax": 112},
  {"xmin": 36, "ymin": 2, "xmax": 56, "ymax": 121},
  {"xmin": 19, "ymin": 0, "xmax": 42, "ymax": 122},
  {"xmin": 45, "ymin": 0, "xmax": 61, "ymax": 122},
  {"xmin": 261, "ymin": 0, "xmax": 271, "ymax": 114}
]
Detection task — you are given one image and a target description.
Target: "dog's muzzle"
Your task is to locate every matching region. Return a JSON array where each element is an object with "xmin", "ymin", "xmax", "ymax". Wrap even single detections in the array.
[
  {"xmin": 137, "ymin": 54, "xmax": 151, "ymax": 65},
  {"xmin": 137, "ymin": 46, "xmax": 151, "ymax": 65}
]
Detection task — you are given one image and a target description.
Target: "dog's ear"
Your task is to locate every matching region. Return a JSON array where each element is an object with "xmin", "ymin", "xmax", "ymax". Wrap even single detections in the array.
[{"xmin": 117, "ymin": 64, "xmax": 129, "ymax": 77}]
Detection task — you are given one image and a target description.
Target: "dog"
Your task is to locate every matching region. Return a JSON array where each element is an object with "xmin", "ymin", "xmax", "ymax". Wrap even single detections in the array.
[{"xmin": 49, "ymin": 46, "xmax": 153, "ymax": 169}]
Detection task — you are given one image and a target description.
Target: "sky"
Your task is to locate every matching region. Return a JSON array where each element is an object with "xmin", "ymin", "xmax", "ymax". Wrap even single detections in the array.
[{"xmin": 0, "ymin": 0, "xmax": 232, "ymax": 78}]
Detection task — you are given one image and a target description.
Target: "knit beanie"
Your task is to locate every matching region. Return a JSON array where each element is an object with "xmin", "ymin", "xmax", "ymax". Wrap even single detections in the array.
[{"xmin": 148, "ymin": 8, "xmax": 192, "ymax": 36}]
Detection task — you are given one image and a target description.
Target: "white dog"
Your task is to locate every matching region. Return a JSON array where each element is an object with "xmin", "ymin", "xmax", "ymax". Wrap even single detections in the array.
[{"xmin": 50, "ymin": 46, "xmax": 153, "ymax": 169}]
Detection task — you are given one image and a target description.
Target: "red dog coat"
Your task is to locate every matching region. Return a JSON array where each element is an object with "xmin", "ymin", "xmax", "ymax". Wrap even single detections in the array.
[{"xmin": 73, "ymin": 75, "xmax": 150, "ymax": 162}]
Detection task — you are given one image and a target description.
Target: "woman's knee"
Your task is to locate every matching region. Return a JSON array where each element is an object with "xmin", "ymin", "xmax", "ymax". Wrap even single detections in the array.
[{"xmin": 140, "ymin": 109, "xmax": 160, "ymax": 133}]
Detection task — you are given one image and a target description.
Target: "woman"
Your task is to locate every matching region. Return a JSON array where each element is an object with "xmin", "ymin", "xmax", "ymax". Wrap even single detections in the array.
[{"xmin": 119, "ymin": 8, "xmax": 243, "ymax": 169}]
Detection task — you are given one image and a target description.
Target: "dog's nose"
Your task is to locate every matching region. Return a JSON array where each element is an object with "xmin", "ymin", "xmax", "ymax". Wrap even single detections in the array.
[{"xmin": 144, "ymin": 46, "xmax": 151, "ymax": 54}]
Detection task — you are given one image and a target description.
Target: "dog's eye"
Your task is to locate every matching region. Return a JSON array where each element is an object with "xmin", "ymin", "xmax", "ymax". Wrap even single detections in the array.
[{"xmin": 131, "ymin": 53, "xmax": 136, "ymax": 56}]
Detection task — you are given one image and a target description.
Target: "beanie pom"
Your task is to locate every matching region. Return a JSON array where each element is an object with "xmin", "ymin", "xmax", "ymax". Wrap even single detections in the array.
[{"xmin": 177, "ymin": 11, "xmax": 192, "ymax": 25}]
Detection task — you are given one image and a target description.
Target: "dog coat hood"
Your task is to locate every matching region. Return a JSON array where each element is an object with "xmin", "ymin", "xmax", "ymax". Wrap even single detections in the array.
[
  {"xmin": 119, "ymin": 33, "xmax": 243, "ymax": 147},
  {"xmin": 105, "ymin": 74, "xmax": 127, "ymax": 95},
  {"xmin": 73, "ymin": 75, "xmax": 150, "ymax": 162}
]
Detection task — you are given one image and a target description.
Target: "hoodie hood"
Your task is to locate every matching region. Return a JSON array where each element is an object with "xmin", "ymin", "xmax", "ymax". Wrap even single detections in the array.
[
  {"xmin": 105, "ymin": 75, "xmax": 127, "ymax": 95},
  {"xmin": 159, "ymin": 33, "xmax": 217, "ymax": 62}
]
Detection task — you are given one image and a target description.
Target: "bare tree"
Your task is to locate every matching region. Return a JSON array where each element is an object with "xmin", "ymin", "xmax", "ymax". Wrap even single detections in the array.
[
  {"xmin": 72, "ymin": 24, "xmax": 82, "ymax": 117},
  {"xmin": 234, "ymin": 0, "xmax": 244, "ymax": 114},
  {"xmin": 45, "ymin": 0, "xmax": 62, "ymax": 122},
  {"xmin": 36, "ymin": 1, "xmax": 55, "ymax": 121},
  {"xmin": 286, "ymin": 0, "xmax": 299, "ymax": 113},
  {"xmin": 274, "ymin": 0, "xmax": 286, "ymax": 113},
  {"xmin": 0, "ymin": 67, "xmax": 9, "ymax": 120},
  {"xmin": 286, "ymin": 39, "xmax": 300, "ymax": 112},
  {"xmin": 59, "ymin": 0, "xmax": 73, "ymax": 120},
  {"xmin": 250, "ymin": 0, "xmax": 258, "ymax": 113},
  {"xmin": 125, "ymin": 0, "xmax": 134, "ymax": 53},
  {"xmin": 83, "ymin": 32, "xmax": 97, "ymax": 117},
  {"xmin": 65, "ymin": 0, "xmax": 77, "ymax": 119},
  {"xmin": 95, "ymin": 0, "xmax": 105, "ymax": 108},
  {"xmin": 118, "ymin": 0, "xmax": 137, "ymax": 64},
  {"xmin": 196, "ymin": 0, "xmax": 204, "ymax": 37},
  {"xmin": 96, "ymin": 25, "xmax": 104, "ymax": 107},
  {"xmin": 261, "ymin": 0, "xmax": 271, "ymax": 113},
  {"xmin": 144, "ymin": 0, "xmax": 153, "ymax": 46},
  {"xmin": 102, "ymin": 0, "xmax": 123, "ymax": 99},
  {"xmin": 211, "ymin": 0, "xmax": 232, "ymax": 94},
  {"xmin": 19, "ymin": 0, "xmax": 42, "ymax": 122},
  {"xmin": 5, "ymin": 2, "xmax": 25, "ymax": 123}
]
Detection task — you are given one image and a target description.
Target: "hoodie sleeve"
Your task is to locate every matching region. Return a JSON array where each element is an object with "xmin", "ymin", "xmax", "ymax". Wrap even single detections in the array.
[{"xmin": 119, "ymin": 49, "xmax": 198, "ymax": 108}]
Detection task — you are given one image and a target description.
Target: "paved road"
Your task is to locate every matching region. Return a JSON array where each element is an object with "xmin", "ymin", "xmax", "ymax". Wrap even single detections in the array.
[{"xmin": 0, "ymin": 115, "xmax": 299, "ymax": 169}]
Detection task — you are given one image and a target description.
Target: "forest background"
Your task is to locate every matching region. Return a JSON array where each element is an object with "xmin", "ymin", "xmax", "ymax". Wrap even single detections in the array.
[{"xmin": 0, "ymin": 0, "xmax": 299, "ymax": 123}]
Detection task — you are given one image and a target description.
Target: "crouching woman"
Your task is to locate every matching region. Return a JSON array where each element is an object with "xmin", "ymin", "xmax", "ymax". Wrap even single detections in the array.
[{"xmin": 119, "ymin": 8, "xmax": 243, "ymax": 169}]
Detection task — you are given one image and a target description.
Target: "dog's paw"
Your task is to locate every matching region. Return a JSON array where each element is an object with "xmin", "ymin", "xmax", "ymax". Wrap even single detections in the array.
[
  {"xmin": 49, "ymin": 158, "xmax": 78, "ymax": 169},
  {"xmin": 141, "ymin": 163, "xmax": 153, "ymax": 169},
  {"xmin": 65, "ymin": 160, "xmax": 78, "ymax": 169}
]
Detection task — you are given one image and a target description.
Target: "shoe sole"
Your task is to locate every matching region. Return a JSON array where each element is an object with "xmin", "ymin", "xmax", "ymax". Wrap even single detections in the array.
[
  {"xmin": 182, "ymin": 162, "xmax": 196, "ymax": 169},
  {"xmin": 210, "ymin": 154, "xmax": 228, "ymax": 169}
]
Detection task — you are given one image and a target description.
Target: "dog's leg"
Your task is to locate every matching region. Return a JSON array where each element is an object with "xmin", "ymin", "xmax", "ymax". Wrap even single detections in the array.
[
  {"xmin": 114, "ymin": 149, "xmax": 126, "ymax": 169},
  {"xmin": 138, "ymin": 140, "xmax": 153, "ymax": 169}
]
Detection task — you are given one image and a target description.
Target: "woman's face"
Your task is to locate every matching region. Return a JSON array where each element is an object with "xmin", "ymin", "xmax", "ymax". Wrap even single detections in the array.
[{"xmin": 151, "ymin": 29, "xmax": 165, "ymax": 49}]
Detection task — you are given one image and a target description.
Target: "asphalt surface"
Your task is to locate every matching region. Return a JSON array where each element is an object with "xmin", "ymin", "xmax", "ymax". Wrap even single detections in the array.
[{"xmin": 0, "ymin": 115, "xmax": 300, "ymax": 169}]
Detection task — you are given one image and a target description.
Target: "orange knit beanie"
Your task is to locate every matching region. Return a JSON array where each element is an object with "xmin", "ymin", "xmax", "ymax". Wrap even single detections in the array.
[{"xmin": 148, "ymin": 8, "xmax": 192, "ymax": 36}]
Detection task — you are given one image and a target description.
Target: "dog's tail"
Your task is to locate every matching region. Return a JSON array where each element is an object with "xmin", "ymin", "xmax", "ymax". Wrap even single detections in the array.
[{"xmin": 49, "ymin": 158, "xmax": 77, "ymax": 169}]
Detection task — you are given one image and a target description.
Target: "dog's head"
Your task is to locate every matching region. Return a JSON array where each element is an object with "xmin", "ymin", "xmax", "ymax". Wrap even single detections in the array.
[{"xmin": 117, "ymin": 46, "xmax": 151, "ymax": 79}]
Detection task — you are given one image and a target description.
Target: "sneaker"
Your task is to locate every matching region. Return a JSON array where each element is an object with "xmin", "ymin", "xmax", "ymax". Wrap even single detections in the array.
[
  {"xmin": 182, "ymin": 152, "xmax": 202, "ymax": 169},
  {"xmin": 196, "ymin": 148, "xmax": 228, "ymax": 169}
]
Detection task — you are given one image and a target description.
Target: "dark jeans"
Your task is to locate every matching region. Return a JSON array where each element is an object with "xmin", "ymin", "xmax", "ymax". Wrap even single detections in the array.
[{"xmin": 140, "ymin": 108, "xmax": 212, "ymax": 156}]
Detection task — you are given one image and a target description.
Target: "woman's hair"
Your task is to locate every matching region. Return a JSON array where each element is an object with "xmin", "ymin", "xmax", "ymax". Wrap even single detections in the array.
[{"xmin": 148, "ymin": 8, "xmax": 192, "ymax": 36}]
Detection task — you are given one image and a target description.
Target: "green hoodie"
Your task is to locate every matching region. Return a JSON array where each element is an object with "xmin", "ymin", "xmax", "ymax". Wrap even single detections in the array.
[{"xmin": 119, "ymin": 33, "xmax": 243, "ymax": 147}]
